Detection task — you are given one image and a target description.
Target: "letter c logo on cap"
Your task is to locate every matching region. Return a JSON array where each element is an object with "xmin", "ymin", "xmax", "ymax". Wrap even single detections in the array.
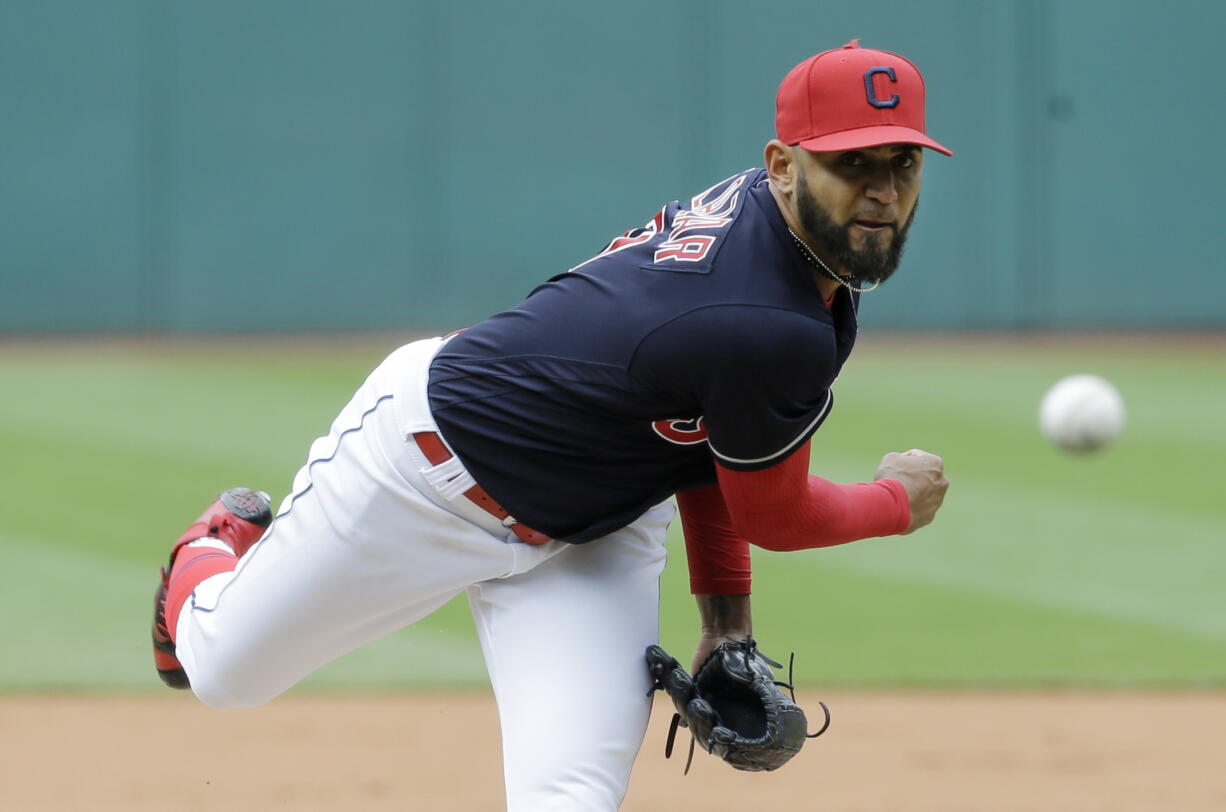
[{"xmin": 863, "ymin": 67, "xmax": 900, "ymax": 109}]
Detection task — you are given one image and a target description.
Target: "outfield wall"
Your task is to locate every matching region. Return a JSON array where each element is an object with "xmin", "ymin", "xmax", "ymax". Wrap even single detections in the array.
[{"xmin": 3, "ymin": 1, "xmax": 1222, "ymax": 333}]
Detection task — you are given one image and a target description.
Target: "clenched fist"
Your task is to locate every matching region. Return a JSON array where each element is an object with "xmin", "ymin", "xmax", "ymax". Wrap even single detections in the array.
[{"xmin": 875, "ymin": 449, "xmax": 948, "ymax": 534}]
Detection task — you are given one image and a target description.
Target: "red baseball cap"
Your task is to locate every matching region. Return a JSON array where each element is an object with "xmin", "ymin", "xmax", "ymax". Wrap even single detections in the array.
[{"xmin": 776, "ymin": 40, "xmax": 952, "ymax": 156}]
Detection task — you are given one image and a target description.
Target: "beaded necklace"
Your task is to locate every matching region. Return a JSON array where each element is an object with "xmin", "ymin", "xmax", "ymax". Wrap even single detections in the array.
[{"xmin": 786, "ymin": 226, "xmax": 880, "ymax": 294}]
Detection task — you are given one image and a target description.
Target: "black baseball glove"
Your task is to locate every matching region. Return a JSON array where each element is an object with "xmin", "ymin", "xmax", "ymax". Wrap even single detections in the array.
[{"xmin": 645, "ymin": 638, "xmax": 830, "ymax": 773}]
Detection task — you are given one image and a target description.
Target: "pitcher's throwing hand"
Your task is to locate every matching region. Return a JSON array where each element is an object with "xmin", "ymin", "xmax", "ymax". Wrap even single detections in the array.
[{"xmin": 875, "ymin": 450, "xmax": 949, "ymax": 533}]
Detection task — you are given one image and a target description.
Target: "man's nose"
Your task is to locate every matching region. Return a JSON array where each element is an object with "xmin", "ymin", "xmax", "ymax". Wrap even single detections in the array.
[{"xmin": 865, "ymin": 168, "xmax": 899, "ymax": 205}]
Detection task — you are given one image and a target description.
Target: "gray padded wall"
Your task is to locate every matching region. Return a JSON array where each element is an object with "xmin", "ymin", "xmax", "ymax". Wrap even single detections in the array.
[{"xmin": 2, "ymin": 1, "xmax": 1222, "ymax": 332}]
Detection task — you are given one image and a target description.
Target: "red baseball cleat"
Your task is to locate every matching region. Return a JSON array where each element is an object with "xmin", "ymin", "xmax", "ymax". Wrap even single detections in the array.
[{"xmin": 152, "ymin": 488, "xmax": 273, "ymax": 689}]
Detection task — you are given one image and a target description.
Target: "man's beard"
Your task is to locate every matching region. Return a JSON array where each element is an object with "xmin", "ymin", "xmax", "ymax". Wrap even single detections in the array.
[{"xmin": 795, "ymin": 173, "xmax": 917, "ymax": 285}]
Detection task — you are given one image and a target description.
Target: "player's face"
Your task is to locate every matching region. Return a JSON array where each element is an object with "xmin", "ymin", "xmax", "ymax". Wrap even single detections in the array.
[{"xmin": 794, "ymin": 145, "xmax": 923, "ymax": 284}]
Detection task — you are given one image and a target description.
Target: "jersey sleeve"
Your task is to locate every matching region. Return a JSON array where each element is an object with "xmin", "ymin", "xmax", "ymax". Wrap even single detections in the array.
[{"xmin": 635, "ymin": 304, "xmax": 840, "ymax": 471}]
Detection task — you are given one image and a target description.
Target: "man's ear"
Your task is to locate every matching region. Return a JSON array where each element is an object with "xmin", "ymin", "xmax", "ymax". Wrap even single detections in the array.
[{"xmin": 763, "ymin": 139, "xmax": 797, "ymax": 195}]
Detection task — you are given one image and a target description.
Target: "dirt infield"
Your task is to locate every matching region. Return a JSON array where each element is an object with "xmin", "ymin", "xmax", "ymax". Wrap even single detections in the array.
[{"xmin": 4, "ymin": 693, "xmax": 1225, "ymax": 811}]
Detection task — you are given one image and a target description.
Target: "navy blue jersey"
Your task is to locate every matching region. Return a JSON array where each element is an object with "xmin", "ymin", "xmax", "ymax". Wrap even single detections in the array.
[{"xmin": 428, "ymin": 169, "xmax": 859, "ymax": 542}]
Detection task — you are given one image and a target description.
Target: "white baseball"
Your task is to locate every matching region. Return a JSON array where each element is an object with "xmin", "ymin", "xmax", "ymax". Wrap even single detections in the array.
[{"xmin": 1038, "ymin": 374, "xmax": 1126, "ymax": 453}]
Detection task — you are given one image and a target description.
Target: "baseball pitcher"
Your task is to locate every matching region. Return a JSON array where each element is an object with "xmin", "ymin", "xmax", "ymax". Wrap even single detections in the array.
[{"xmin": 152, "ymin": 40, "xmax": 950, "ymax": 810}]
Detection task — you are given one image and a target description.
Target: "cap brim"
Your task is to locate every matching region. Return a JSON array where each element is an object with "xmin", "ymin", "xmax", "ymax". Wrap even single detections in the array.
[{"xmin": 797, "ymin": 125, "xmax": 953, "ymax": 156}]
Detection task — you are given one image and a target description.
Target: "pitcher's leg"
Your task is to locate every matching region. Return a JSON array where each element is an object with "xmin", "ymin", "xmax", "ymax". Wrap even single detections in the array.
[
  {"xmin": 173, "ymin": 381, "xmax": 521, "ymax": 709},
  {"xmin": 176, "ymin": 482, "xmax": 471, "ymax": 708},
  {"xmin": 468, "ymin": 502, "xmax": 674, "ymax": 812}
]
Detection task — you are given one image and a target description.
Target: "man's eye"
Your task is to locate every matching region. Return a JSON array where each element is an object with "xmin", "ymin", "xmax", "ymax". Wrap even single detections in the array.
[
  {"xmin": 840, "ymin": 153, "xmax": 865, "ymax": 166},
  {"xmin": 894, "ymin": 155, "xmax": 915, "ymax": 169}
]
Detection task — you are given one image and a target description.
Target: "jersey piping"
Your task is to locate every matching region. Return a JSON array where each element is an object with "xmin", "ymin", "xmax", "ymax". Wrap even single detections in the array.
[{"xmin": 709, "ymin": 389, "xmax": 833, "ymax": 465}]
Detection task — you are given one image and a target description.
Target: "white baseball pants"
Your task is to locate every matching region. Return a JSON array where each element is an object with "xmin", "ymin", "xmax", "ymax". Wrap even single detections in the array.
[{"xmin": 174, "ymin": 337, "xmax": 673, "ymax": 811}]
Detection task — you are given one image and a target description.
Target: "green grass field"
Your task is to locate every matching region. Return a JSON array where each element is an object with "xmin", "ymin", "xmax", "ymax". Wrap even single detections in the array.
[{"xmin": 2, "ymin": 335, "xmax": 1223, "ymax": 692}]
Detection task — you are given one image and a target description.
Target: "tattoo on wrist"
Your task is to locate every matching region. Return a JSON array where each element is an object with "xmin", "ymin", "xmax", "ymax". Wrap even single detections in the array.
[{"xmin": 699, "ymin": 594, "xmax": 750, "ymax": 636}]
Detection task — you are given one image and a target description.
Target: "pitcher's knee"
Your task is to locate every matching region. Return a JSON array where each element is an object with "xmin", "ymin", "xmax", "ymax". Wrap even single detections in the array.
[
  {"xmin": 189, "ymin": 673, "xmax": 268, "ymax": 710},
  {"xmin": 185, "ymin": 651, "xmax": 287, "ymax": 710}
]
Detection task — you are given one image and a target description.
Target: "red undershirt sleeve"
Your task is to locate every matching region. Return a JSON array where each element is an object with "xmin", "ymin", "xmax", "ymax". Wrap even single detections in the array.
[
  {"xmin": 676, "ymin": 484, "xmax": 752, "ymax": 595},
  {"xmin": 716, "ymin": 439, "xmax": 911, "ymax": 551},
  {"xmin": 676, "ymin": 441, "xmax": 911, "ymax": 595}
]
